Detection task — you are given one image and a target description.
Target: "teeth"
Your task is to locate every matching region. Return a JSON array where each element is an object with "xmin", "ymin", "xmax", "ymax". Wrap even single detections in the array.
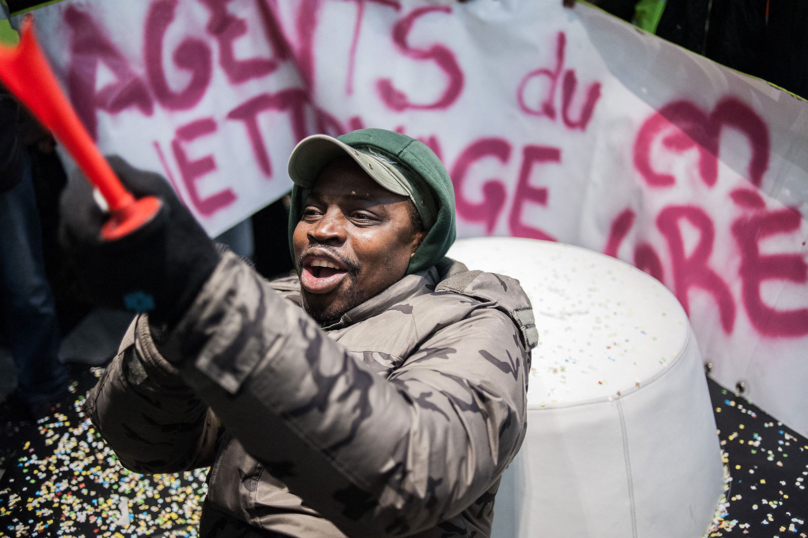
[{"xmin": 311, "ymin": 259, "xmax": 340, "ymax": 270}]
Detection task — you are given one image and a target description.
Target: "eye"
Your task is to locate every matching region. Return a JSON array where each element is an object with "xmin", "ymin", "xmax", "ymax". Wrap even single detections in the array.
[
  {"xmin": 350, "ymin": 211, "xmax": 377, "ymax": 225},
  {"xmin": 302, "ymin": 206, "xmax": 323, "ymax": 219}
]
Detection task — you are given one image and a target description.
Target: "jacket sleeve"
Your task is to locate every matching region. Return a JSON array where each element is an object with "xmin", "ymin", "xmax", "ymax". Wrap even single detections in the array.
[
  {"xmin": 158, "ymin": 252, "xmax": 530, "ymax": 536},
  {"xmin": 85, "ymin": 316, "xmax": 222, "ymax": 474}
]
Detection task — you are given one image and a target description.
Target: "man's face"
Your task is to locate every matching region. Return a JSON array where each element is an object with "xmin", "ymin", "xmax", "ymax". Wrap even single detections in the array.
[{"xmin": 293, "ymin": 156, "xmax": 426, "ymax": 324}]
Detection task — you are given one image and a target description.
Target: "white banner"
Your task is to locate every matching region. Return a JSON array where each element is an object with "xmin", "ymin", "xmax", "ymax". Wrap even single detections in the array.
[{"xmin": 19, "ymin": 0, "xmax": 808, "ymax": 436}]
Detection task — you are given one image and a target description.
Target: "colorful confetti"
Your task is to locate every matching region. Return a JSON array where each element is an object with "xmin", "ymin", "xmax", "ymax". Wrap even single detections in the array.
[
  {"xmin": 706, "ymin": 379, "xmax": 808, "ymax": 537},
  {"xmin": 0, "ymin": 367, "xmax": 207, "ymax": 537}
]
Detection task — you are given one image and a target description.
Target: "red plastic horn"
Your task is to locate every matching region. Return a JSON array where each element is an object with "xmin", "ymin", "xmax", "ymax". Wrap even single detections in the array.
[{"xmin": 0, "ymin": 16, "xmax": 160, "ymax": 240}]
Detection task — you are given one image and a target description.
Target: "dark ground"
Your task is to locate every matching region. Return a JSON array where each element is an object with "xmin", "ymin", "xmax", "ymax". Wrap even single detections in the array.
[
  {"xmin": 0, "ymin": 364, "xmax": 207, "ymax": 537},
  {"xmin": 0, "ymin": 366, "xmax": 805, "ymax": 537},
  {"xmin": 707, "ymin": 381, "xmax": 808, "ymax": 537}
]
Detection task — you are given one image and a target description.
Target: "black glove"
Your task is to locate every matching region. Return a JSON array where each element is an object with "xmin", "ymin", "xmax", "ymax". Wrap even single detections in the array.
[{"xmin": 59, "ymin": 156, "xmax": 220, "ymax": 328}]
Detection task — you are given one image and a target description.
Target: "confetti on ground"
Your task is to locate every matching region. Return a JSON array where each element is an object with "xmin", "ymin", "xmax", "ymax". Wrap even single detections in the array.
[
  {"xmin": 703, "ymin": 453, "xmax": 737, "ymax": 536},
  {"xmin": 0, "ymin": 367, "xmax": 805, "ymax": 536},
  {"xmin": 706, "ymin": 379, "xmax": 808, "ymax": 537},
  {"xmin": 0, "ymin": 366, "xmax": 207, "ymax": 537}
]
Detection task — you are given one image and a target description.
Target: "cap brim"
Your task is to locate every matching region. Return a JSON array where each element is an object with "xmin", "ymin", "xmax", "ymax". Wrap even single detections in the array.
[{"xmin": 287, "ymin": 134, "xmax": 410, "ymax": 196}]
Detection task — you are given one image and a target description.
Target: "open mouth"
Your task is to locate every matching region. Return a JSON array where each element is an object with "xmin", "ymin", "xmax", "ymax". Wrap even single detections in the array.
[{"xmin": 300, "ymin": 256, "xmax": 349, "ymax": 294}]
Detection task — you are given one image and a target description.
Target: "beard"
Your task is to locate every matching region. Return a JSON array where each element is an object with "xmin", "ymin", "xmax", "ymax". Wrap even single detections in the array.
[
  {"xmin": 297, "ymin": 244, "xmax": 363, "ymax": 325},
  {"xmin": 300, "ymin": 279, "xmax": 364, "ymax": 325}
]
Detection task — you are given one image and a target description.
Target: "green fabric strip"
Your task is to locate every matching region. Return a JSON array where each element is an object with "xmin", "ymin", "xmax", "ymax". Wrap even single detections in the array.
[
  {"xmin": 0, "ymin": 19, "xmax": 18, "ymax": 44},
  {"xmin": 633, "ymin": 0, "xmax": 666, "ymax": 34}
]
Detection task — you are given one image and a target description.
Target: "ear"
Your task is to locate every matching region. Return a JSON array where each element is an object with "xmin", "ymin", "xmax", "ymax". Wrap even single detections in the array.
[{"xmin": 410, "ymin": 230, "xmax": 427, "ymax": 258}]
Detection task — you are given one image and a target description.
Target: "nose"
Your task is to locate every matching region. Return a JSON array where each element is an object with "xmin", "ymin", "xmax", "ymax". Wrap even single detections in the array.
[{"xmin": 308, "ymin": 208, "xmax": 347, "ymax": 245}]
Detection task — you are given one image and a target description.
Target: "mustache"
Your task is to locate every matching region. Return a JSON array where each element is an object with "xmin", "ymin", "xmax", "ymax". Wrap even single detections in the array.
[{"xmin": 297, "ymin": 244, "xmax": 361, "ymax": 276}]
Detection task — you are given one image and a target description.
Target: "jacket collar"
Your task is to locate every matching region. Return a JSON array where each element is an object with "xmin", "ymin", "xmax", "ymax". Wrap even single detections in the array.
[{"xmin": 319, "ymin": 265, "xmax": 442, "ymax": 330}]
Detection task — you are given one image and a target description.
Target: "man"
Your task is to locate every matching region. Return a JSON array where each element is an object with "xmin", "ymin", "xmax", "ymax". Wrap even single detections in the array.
[
  {"xmin": 63, "ymin": 128, "xmax": 537, "ymax": 537},
  {"xmin": 0, "ymin": 86, "xmax": 68, "ymax": 418}
]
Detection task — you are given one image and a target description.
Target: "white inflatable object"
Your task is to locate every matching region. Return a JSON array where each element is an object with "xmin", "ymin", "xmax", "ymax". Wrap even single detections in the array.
[{"xmin": 446, "ymin": 238, "xmax": 723, "ymax": 538}]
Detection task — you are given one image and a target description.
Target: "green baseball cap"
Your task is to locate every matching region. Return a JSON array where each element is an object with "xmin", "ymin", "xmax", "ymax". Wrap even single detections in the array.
[
  {"xmin": 287, "ymin": 128, "xmax": 457, "ymax": 274},
  {"xmin": 288, "ymin": 134, "xmax": 438, "ymax": 229}
]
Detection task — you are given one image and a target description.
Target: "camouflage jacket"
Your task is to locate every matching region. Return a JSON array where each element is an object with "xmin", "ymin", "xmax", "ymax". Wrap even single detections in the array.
[{"xmin": 86, "ymin": 252, "xmax": 537, "ymax": 537}]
